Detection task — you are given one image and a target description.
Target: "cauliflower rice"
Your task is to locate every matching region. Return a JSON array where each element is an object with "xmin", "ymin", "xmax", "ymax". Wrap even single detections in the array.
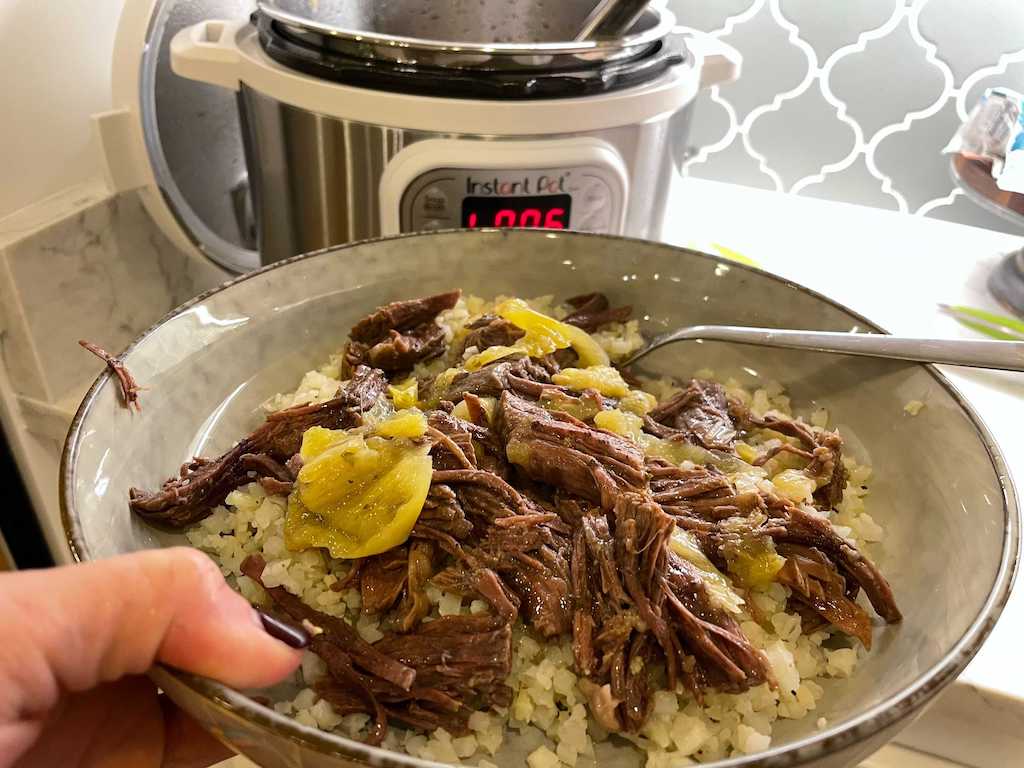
[{"xmin": 185, "ymin": 294, "xmax": 887, "ymax": 767}]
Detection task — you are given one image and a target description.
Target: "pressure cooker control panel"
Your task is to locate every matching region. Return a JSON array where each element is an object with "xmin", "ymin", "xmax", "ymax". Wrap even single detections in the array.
[
  {"xmin": 380, "ymin": 139, "xmax": 630, "ymax": 236},
  {"xmin": 401, "ymin": 166, "xmax": 623, "ymax": 234}
]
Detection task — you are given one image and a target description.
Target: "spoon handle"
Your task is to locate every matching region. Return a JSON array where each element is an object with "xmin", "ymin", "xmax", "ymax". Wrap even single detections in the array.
[
  {"xmin": 575, "ymin": 0, "xmax": 651, "ymax": 40},
  {"xmin": 639, "ymin": 325, "xmax": 1024, "ymax": 372}
]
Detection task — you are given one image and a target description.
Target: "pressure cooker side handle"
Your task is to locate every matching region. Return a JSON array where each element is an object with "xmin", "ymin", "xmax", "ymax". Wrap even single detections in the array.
[
  {"xmin": 675, "ymin": 27, "xmax": 742, "ymax": 89},
  {"xmin": 170, "ymin": 19, "xmax": 248, "ymax": 92}
]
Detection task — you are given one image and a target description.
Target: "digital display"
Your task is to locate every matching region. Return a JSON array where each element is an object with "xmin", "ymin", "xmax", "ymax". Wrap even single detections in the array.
[{"xmin": 461, "ymin": 194, "xmax": 572, "ymax": 230}]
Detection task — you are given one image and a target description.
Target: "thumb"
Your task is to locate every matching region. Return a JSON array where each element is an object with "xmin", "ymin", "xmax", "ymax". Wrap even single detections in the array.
[{"xmin": 0, "ymin": 547, "xmax": 302, "ymax": 721}]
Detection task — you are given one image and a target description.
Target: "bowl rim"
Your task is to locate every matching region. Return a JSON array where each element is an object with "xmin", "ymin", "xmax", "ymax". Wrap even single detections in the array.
[{"xmin": 60, "ymin": 228, "xmax": 1020, "ymax": 768}]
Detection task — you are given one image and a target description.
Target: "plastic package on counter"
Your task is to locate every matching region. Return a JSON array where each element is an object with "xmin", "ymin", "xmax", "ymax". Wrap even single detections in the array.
[
  {"xmin": 997, "ymin": 105, "xmax": 1024, "ymax": 194},
  {"xmin": 944, "ymin": 87, "xmax": 1024, "ymax": 193}
]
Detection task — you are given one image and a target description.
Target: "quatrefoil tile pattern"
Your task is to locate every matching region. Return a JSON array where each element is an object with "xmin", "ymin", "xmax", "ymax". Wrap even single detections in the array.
[{"xmin": 672, "ymin": 0, "xmax": 1024, "ymax": 233}]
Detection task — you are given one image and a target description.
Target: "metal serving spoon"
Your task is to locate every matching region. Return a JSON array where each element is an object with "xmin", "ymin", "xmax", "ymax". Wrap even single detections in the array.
[
  {"xmin": 620, "ymin": 325, "xmax": 1024, "ymax": 372},
  {"xmin": 575, "ymin": 0, "xmax": 652, "ymax": 40}
]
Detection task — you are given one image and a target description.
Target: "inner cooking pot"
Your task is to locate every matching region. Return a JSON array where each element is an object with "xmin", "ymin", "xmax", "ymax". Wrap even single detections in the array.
[
  {"xmin": 258, "ymin": 0, "xmax": 675, "ymax": 53},
  {"xmin": 255, "ymin": 0, "xmax": 681, "ymax": 80}
]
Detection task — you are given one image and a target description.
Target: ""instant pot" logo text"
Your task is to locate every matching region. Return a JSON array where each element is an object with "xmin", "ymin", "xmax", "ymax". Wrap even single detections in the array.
[{"xmin": 466, "ymin": 172, "xmax": 570, "ymax": 196}]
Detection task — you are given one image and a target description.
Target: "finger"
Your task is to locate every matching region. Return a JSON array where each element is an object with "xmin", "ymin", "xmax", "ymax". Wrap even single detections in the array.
[{"xmin": 0, "ymin": 548, "xmax": 301, "ymax": 729}]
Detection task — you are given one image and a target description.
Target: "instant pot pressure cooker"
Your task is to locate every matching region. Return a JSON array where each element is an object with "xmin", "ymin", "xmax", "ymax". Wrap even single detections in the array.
[{"xmin": 97, "ymin": 1, "xmax": 740, "ymax": 272}]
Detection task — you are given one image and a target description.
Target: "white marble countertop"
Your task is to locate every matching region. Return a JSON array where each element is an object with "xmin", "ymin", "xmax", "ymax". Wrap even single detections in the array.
[{"xmin": 662, "ymin": 177, "xmax": 1024, "ymax": 766}]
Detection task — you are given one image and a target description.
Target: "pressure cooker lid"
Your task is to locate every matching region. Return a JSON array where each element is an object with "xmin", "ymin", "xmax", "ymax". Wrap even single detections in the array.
[{"xmin": 108, "ymin": 0, "xmax": 260, "ymax": 273}]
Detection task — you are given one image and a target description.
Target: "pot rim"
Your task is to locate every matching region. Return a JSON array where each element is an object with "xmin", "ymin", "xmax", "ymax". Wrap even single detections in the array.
[
  {"xmin": 256, "ymin": 0, "xmax": 676, "ymax": 59},
  {"xmin": 60, "ymin": 228, "xmax": 1020, "ymax": 768}
]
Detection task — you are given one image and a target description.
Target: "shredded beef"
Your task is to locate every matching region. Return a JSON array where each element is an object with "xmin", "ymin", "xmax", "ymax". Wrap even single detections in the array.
[
  {"xmin": 243, "ymin": 554, "xmax": 514, "ymax": 742},
  {"xmin": 562, "ymin": 293, "xmax": 633, "ymax": 332},
  {"xmin": 260, "ymin": 477, "xmax": 294, "ymax": 495},
  {"xmin": 461, "ymin": 392, "xmax": 489, "ymax": 426},
  {"xmin": 426, "ymin": 463, "xmax": 574, "ymax": 638},
  {"xmin": 310, "ymin": 640, "xmax": 390, "ymax": 744},
  {"xmin": 426, "ymin": 411, "xmax": 478, "ymax": 470},
  {"xmin": 808, "ymin": 432, "xmax": 848, "ymax": 509},
  {"xmin": 344, "ymin": 291, "xmax": 460, "ymax": 374},
  {"xmin": 568, "ymin": 477, "xmax": 774, "ymax": 731},
  {"xmin": 460, "ymin": 314, "xmax": 524, "ymax": 354},
  {"xmin": 415, "ymin": 484, "xmax": 474, "ymax": 543},
  {"xmin": 128, "ymin": 366, "xmax": 386, "ymax": 528},
  {"xmin": 285, "ymin": 453, "xmax": 304, "ymax": 478},
  {"xmin": 242, "ymin": 554, "xmax": 416, "ymax": 690},
  {"xmin": 128, "ymin": 453, "xmax": 251, "ymax": 530},
  {"xmin": 79, "ymin": 340, "xmax": 143, "ymax": 412},
  {"xmin": 350, "ymin": 323, "xmax": 447, "ymax": 372},
  {"xmin": 663, "ymin": 552, "xmax": 774, "ymax": 694},
  {"xmin": 373, "ymin": 623, "xmax": 511, "ymax": 690},
  {"xmin": 240, "ymin": 453, "xmax": 292, "ymax": 482},
  {"xmin": 730, "ymin": 400, "xmax": 848, "ymax": 510},
  {"xmin": 443, "ymin": 355, "xmax": 554, "ymax": 402},
  {"xmin": 647, "ymin": 459, "xmax": 765, "ymax": 522},
  {"xmin": 420, "ymin": 487, "xmax": 473, "ymax": 536},
  {"xmin": 768, "ymin": 500, "xmax": 901, "ymax": 623},
  {"xmin": 360, "ymin": 547, "xmax": 409, "ymax": 615},
  {"xmin": 477, "ymin": 524, "xmax": 572, "ymax": 638},
  {"xmin": 497, "ymin": 392, "xmax": 646, "ymax": 502},
  {"xmin": 350, "ymin": 291, "xmax": 461, "ymax": 344},
  {"xmin": 775, "ymin": 543, "xmax": 874, "ymax": 648},
  {"xmin": 400, "ymin": 541, "xmax": 436, "ymax": 631},
  {"xmin": 646, "ymin": 379, "xmax": 737, "ymax": 450},
  {"xmin": 433, "ymin": 468, "xmax": 533, "ymax": 516},
  {"xmin": 615, "ymin": 488, "xmax": 773, "ymax": 695}
]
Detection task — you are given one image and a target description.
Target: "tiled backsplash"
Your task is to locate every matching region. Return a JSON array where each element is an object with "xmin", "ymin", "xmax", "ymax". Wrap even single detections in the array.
[{"xmin": 671, "ymin": 0, "xmax": 1024, "ymax": 234}]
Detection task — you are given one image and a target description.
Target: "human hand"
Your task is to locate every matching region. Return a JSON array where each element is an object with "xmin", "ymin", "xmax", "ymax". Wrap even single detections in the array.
[{"xmin": 0, "ymin": 547, "xmax": 304, "ymax": 768}]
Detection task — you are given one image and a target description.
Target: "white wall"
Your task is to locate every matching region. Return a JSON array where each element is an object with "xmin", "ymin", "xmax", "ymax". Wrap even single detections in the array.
[{"xmin": 0, "ymin": 1, "xmax": 124, "ymax": 218}]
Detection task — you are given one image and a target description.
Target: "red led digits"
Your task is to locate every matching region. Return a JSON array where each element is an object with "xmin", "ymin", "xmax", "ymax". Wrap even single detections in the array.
[
  {"xmin": 461, "ymin": 194, "xmax": 572, "ymax": 230},
  {"xmin": 544, "ymin": 208, "xmax": 566, "ymax": 229},
  {"xmin": 494, "ymin": 209, "xmax": 517, "ymax": 227},
  {"xmin": 520, "ymin": 209, "xmax": 542, "ymax": 228}
]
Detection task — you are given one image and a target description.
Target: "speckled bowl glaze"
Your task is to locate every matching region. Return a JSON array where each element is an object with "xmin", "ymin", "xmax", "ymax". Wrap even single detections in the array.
[{"xmin": 62, "ymin": 230, "xmax": 1018, "ymax": 768}]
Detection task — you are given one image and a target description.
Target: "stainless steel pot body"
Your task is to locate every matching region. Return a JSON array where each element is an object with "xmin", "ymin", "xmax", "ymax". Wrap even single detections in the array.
[{"xmin": 238, "ymin": 85, "xmax": 695, "ymax": 265}]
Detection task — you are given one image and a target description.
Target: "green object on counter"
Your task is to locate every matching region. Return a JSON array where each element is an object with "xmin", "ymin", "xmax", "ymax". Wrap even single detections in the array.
[
  {"xmin": 682, "ymin": 240, "xmax": 761, "ymax": 268},
  {"xmin": 939, "ymin": 304, "xmax": 1024, "ymax": 341},
  {"xmin": 712, "ymin": 243, "xmax": 760, "ymax": 267},
  {"xmin": 956, "ymin": 318, "xmax": 1022, "ymax": 341}
]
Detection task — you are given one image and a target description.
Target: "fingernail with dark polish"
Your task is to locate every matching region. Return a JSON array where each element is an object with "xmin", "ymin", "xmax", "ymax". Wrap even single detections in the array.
[{"xmin": 257, "ymin": 609, "xmax": 310, "ymax": 649}]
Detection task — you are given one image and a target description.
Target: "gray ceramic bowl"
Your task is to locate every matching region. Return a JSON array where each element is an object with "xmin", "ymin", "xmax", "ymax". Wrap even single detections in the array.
[{"xmin": 61, "ymin": 230, "xmax": 1018, "ymax": 768}]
